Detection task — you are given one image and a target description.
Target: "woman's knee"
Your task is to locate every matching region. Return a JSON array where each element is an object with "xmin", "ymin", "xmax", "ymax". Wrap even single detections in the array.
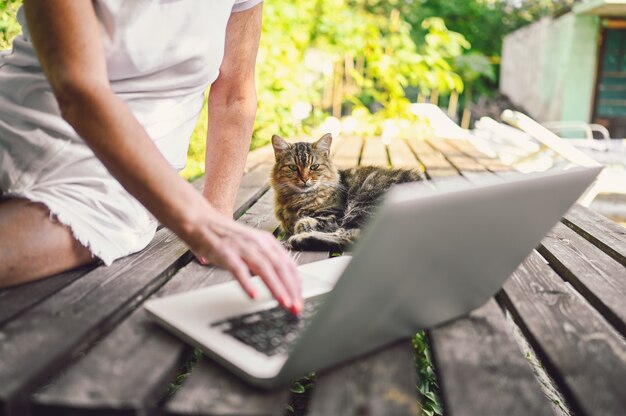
[{"xmin": 0, "ymin": 198, "xmax": 93, "ymax": 288}]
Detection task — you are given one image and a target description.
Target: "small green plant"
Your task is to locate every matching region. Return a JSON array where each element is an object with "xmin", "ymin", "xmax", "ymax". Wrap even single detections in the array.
[
  {"xmin": 413, "ymin": 331, "xmax": 443, "ymax": 416},
  {"xmin": 285, "ymin": 372, "xmax": 317, "ymax": 415},
  {"xmin": 164, "ymin": 348, "xmax": 203, "ymax": 400}
]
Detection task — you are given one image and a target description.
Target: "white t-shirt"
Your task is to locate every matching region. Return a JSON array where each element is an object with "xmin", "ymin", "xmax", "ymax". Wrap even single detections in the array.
[{"xmin": 0, "ymin": 0, "xmax": 262, "ymax": 169}]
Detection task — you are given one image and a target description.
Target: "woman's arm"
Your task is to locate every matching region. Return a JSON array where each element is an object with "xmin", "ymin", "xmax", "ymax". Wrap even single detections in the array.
[
  {"xmin": 202, "ymin": 4, "xmax": 262, "ymax": 216},
  {"xmin": 22, "ymin": 0, "xmax": 301, "ymax": 314}
]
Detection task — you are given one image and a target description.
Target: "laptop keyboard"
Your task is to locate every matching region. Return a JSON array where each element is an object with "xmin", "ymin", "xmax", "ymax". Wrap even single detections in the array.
[{"xmin": 210, "ymin": 295, "xmax": 326, "ymax": 356}]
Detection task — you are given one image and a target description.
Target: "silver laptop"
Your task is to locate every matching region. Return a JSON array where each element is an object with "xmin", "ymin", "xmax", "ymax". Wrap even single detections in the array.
[{"xmin": 144, "ymin": 166, "xmax": 601, "ymax": 388}]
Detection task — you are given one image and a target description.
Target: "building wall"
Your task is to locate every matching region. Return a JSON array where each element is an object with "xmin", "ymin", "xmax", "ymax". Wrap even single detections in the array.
[{"xmin": 500, "ymin": 13, "xmax": 600, "ymax": 123}]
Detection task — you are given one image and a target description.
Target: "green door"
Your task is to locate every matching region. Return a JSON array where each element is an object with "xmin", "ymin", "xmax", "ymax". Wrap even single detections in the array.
[{"xmin": 594, "ymin": 28, "xmax": 626, "ymax": 138}]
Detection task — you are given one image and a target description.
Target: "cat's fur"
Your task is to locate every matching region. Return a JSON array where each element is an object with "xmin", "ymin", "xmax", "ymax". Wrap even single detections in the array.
[{"xmin": 271, "ymin": 133, "xmax": 423, "ymax": 251}]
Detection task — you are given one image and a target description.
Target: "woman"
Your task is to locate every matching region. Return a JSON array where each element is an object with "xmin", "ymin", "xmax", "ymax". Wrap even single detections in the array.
[{"xmin": 0, "ymin": 0, "xmax": 302, "ymax": 314}]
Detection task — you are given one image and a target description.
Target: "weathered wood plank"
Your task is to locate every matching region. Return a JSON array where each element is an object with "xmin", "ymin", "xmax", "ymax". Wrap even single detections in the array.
[
  {"xmin": 307, "ymin": 340, "xmax": 419, "ymax": 416},
  {"xmin": 32, "ymin": 193, "xmax": 331, "ymax": 416},
  {"xmin": 444, "ymin": 139, "xmax": 513, "ymax": 173},
  {"xmin": 0, "ymin": 228, "xmax": 192, "ymax": 416},
  {"xmin": 0, "ymin": 165, "xmax": 277, "ymax": 416},
  {"xmin": 500, "ymin": 251, "xmax": 626, "ymax": 416},
  {"xmin": 163, "ymin": 251, "xmax": 330, "ymax": 416},
  {"xmin": 0, "ymin": 264, "xmax": 95, "ymax": 326},
  {"xmin": 232, "ymin": 164, "xmax": 273, "ymax": 220},
  {"xmin": 562, "ymin": 204, "xmax": 626, "ymax": 267},
  {"xmin": 538, "ymin": 222, "xmax": 626, "ymax": 337},
  {"xmin": 426, "ymin": 138, "xmax": 490, "ymax": 181},
  {"xmin": 405, "ymin": 137, "xmax": 458, "ymax": 178},
  {"xmin": 429, "ymin": 298, "xmax": 553, "ymax": 416},
  {"xmin": 30, "ymin": 190, "xmax": 280, "ymax": 416},
  {"xmin": 386, "ymin": 138, "xmax": 422, "ymax": 170},
  {"xmin": 163, "ymin": 357, "xmax": 286, "ymax": 416},
  {"xmin": 359, "ymin": 137, "xmax": 389, "ymax": 167},
  {"xmin": 332, "ymin": 136, "xmax": 363, "ymax": 169}
]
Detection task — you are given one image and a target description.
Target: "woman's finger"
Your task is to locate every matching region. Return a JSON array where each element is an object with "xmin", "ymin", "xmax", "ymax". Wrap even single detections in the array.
[
  {"xmin": 222, "ymin": 250, "xmax": 257, "ymax": 299},
  {"xmin": 244, "ymin": 247, "xmax": 291, "ymax": 309},
  {"xmin": 266, "ymin": 237, "xmax": 302, "ymax": 312}
]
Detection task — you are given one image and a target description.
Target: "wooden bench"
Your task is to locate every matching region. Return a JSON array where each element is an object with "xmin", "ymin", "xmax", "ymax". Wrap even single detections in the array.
[{"xmin": 1, "ymin": 135, "xmax": 625, "ymax": 416}]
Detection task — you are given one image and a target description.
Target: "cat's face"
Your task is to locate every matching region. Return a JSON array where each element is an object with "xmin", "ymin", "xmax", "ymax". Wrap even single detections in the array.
[{"xmin": 271, "ymin": 133, "xmax": 339, "ymax": 193}]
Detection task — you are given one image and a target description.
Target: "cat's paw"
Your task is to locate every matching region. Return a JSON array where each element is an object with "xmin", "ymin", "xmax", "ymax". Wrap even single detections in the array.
[
  {"xmin": 287, "ymin": 233, "xmax": 314, "ymax": 250},
  {"xmin": 280, "ymin": 238, "xmax": 294, "ymax": 250},
  {"xmin": 294, "ymin": 217, "xmax": 319, "ymax": 234},
  {"xmin": 288, "ymin": 231, "xmax": 346, "ymax": 252}
]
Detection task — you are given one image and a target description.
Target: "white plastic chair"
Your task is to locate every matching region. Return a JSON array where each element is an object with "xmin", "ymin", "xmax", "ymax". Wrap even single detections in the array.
[
  {"xmin": 501, "ymin": 110, "xmax": 625, "ymax": 207},
  {"xmin": 541, "ymin": 121, "xmax": 612, "ymax": 152}
]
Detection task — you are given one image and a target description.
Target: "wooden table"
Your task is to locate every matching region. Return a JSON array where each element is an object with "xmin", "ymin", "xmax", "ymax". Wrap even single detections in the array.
[{"xmin": 1, "ymin": 135, "xmax": 625, "ymax": 416}]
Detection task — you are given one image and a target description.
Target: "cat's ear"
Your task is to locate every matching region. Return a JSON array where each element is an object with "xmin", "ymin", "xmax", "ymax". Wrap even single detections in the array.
[
  {"xmin": 313, "ymin": 133, "xmax": 332, "ymax": 156},
  {"xmin": 271, "ymin": 135, "xmax": 291, "ymax": 159}
]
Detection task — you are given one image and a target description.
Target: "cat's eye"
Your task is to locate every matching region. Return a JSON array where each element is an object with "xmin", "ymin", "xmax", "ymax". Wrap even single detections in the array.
[
  {"xmin": 310, "ymin": 164, "xmax": 320, "ymax": 170},
  {"xmin": 288, "ymin": 164, "xmax": 298, "ymax": 171}
]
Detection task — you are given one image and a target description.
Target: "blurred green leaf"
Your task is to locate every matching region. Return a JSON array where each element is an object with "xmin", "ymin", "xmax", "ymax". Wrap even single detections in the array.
[{"xmin": 290, "ymin": 382, "xmax": 306, "ymax": 394}]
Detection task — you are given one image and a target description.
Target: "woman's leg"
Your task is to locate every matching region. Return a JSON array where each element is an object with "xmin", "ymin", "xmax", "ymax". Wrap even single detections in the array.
[{"xmin": 0, "ymin": 197, "xmax": 95, "ymax": 288}]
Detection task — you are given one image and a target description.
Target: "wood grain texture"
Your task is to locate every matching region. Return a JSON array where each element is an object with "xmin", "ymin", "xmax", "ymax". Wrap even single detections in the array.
[
  {"xmin": 562, "ymin": 204, "xmax": 626, "ymax": 267},
  {"xmin": 163, "ymin": 358, "xmax": 286, "ymax": 416},
  {"xmin": 443, "ymin": 139, "xmax": 512, "ymax": 173},
  {"xmin": 0, "ymin": 228, "xmax": 192, "ymax": 416},
  {"xmin": 429, "ymin": 298, "xmax": 553, "ymax": 416},
  {"xmin": 31, "ymin": 190, "xmax": 280, "ymax": 416},
  {"xmin": 0, "ymin": 264, "xmax": 96, "ymax": 327},
  {"xmin": 359, "ymin": 137, "xmax": 389, "ymax": 167},
  {"xmin": 307, "ymin": 340, "xmax": 419, "ymax": 416},
  {"xmin": 538, "ymin": 222, "xmax": 626, "ymax": 337},
  {"xmin": 500, "ymin": 251, "xmax": 626, "ymax": 416},
  {"xmin": 332, "ymin": 136, "xmax": 363, "ymax": 169},
  {"xmin": 405, "ymin": 137, "xmax": 459, "ymax": 178},
  {"xmin": 425, "ymin": 138, "xmax": 490, "ymax": 182},
  {"xmin": 386, "ymin": 138, "xmax": 422, "ymax": 170},
  {"xmin": 163, "ymin": 250, "xmax": 331, "ymax": 416}
]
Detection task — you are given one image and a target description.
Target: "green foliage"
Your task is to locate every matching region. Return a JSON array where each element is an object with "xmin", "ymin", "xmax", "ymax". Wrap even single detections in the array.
[
  {"xmin": 180, "ymin": 95, "xmax": 208, "ymax": 179},
  {"xmin": 413, "ymin": 331, "xmax": 443, "ymax": 416},
  {"xmin": 253, "ymin": 1, "xmax": 468, "ymax": 143},
  {"xmin": 286, "ymin": 373, "xmax": 317, "ymax": 415},
  {"xmin": 164, "ymin": 348, "xmax": 203, "ymax": 400},
  {"xmin": 347, "ymin": 14, "xmax": 466, "ymax": 114},
  {"xmin": 0, "ymin": 0, "xmax": 21, "ymax": 50},
  {"xmin": 405, "ymin": 0, "xmax": 580, "ymax": 59},
  {"xmin": 384, "ymin": 0, "xmax": 581, "ymax": 101},
  {"xmin": 184, "ymin": 1, "xmax": 470, "ymax": 178}
]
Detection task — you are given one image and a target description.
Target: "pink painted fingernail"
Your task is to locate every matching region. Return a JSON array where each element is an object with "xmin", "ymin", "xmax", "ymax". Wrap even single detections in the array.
[{"xmin": 290, "ymin": 300, "xmax": 303, "ymax": 316}]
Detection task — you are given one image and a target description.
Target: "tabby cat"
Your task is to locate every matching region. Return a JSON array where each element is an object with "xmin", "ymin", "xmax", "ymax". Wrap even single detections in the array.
[{"xmin": 271, "ymin": 133, "xmax": 423, "ymax": 251}]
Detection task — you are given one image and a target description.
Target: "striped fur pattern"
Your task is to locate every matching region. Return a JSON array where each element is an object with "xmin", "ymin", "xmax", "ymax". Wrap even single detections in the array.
[{"xmin": 271, "ymin": 134, "xmax": 422, "ymax": 251}]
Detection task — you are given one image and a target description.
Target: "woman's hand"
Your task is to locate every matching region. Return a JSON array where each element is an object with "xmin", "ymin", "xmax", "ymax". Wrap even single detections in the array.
[{"xmin": 188, "ymin": 207, "xmax": 302, "ymax": 314}]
